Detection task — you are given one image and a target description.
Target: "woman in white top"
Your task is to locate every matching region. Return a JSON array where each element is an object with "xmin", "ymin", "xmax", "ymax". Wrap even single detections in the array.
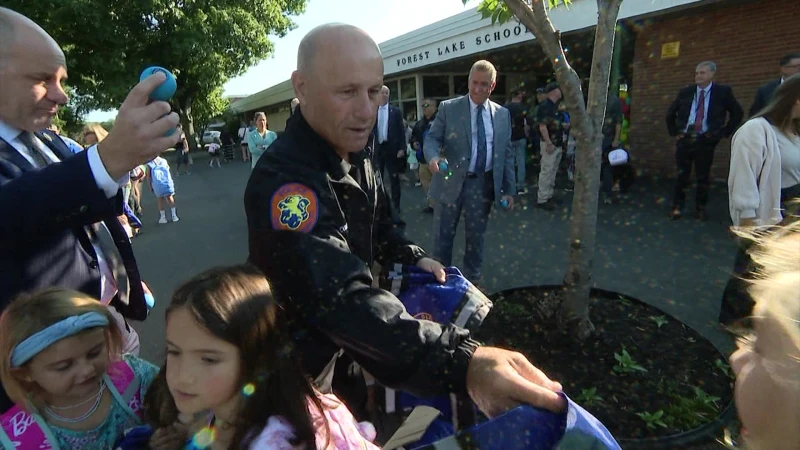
[{"xmin": 722, "ymin": 73, "xmax": 800, "ymax": 326}]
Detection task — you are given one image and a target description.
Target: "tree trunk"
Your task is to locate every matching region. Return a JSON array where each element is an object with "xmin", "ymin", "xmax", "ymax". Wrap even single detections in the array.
[
  {"xmin": 503, "ymin": 0, "xmax": 623, "ymax": 339},
  {"xmin": 177, "ymin": 93, "xmax": 198, "ymax": 152}
]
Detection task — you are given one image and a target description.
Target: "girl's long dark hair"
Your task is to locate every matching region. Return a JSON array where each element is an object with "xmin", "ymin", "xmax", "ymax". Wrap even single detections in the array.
[
  {"xmin": 143, "ymin": 264, "xmax": 328, "ymax": 449},
  {"xmin": 756, "ymin": 73, "xmax": 800, "ymax": 135}
]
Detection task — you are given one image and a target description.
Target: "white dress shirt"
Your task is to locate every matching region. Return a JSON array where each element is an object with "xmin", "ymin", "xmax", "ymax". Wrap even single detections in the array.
[
  {"xmin": 378, "ymin": 103, "xmax": 389, "ymax": 144},
  {"xmin": 468, "ymin": 96, "xmax": 494, "ymax": 172},
  {"xmin": 0, "ymin": 119, "xmax": 126, "ymax": 303},
  {"xmin": 686, "ymin": 83, "xmax": 712, "ymax": 134}
]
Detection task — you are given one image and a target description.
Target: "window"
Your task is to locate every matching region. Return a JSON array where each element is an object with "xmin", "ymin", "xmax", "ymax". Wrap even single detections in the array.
[
  {"xmin": 423, "ymin": 75, "xmax": 450, "ymax": 98},
  {"xmin": 493, "ymin": 75, "xmax": 507, "ymax": 97},
  {"xmin": 401, "ymin": 101, "xmax": 418, "ymax": 122},
  {"xmin": 453, "ymin": 75, "xmax": 468, "ymax": 96},
  {"xmin": 386, "ymin": 80, "xmax": 400, "ymax": 103},
  {"xmin": 400, "ymin": 77, "xmax": 417, "ymax": 100}
]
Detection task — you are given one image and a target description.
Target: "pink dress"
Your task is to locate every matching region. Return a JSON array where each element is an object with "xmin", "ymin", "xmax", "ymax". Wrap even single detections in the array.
[{"xmin": 248, "ymin": 394, "xmax": 379, "ymax": 450}]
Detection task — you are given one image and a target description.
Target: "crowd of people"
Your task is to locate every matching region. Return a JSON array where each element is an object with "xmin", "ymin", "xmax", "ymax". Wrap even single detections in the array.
[{"xmin": 0, "ymin": 5, "xmax": 799, "ymax": 450}]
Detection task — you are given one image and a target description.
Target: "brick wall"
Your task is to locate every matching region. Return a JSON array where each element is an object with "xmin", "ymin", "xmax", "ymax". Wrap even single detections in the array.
[{"xmin": 628, "ymin": 0, "xmax": 799, "ymax": 181}]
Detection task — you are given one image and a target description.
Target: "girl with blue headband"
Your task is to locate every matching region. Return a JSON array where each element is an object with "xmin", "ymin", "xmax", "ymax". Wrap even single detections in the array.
[{"xmin": 0, "ymin": 289, "xmax": 171, "ymax": 449}]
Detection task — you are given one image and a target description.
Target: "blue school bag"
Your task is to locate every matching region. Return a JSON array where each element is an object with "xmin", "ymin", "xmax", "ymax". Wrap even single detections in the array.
[
  {"xmin": 409, "ymin": 396, "xmax": 621, "ymax": 450},
  {"xmin": 380, "ymin": 265, "xmax": 492, "ymax": 441},
  {"xmin": 383, "ymin": 265, "xmax": 621, "ymax": 450}
]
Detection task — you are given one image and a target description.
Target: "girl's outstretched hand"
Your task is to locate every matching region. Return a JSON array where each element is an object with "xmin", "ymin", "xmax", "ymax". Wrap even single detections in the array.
[{"xmin": 149, "ymin": 423, "xmax": 188, "ymax": 450}]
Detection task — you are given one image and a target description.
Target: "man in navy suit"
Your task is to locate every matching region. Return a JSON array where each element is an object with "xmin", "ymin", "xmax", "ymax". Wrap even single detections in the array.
[
  {"xmin": 374, "ymin": 85, "xmax": 407, "ymax": 211},
  {"xmin": 0, "ymin": 8, "xmax": 180, "ymax": 411},
  {"xmin": 666, "ymin": 61, "xmax": 743, "ymax": 221},
  {"xmin": 749, "ymin": 52, "xmax": 800, "ymax": 117}
]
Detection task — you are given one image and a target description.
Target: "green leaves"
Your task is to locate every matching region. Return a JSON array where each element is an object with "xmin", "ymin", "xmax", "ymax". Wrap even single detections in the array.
[
  {"xmin": 4, "ymin": 0, "xmax": 306, "ymax": 113},
  {"xmin": 649, "ymin": 315, "xmax": 668, "ymax": 328},
  {"xmin": 192, "ymin": 87, "xmax": 230, "ymax": 133},
  {"xmin": 471, "ymin": 0, "xmax": 572, "ymax": 24},
  {"xmin": 476, "ymin": 0, "xmax": 512, "ymax": 24},
  {"xmin": 575, "ymin": 387, "xmax": 603, "ymax": 406},
  {"xmin": 612, "ymin": 348, "xmax": 647, "ymax": 374},
  {"xmin": 636, "ymin": 410, "xmax": 668, "ymax": 430}
]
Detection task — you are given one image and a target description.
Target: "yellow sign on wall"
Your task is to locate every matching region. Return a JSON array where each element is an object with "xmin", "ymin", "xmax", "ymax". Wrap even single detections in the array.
[{"xmin": 661, "ymin": 42, "xmax": 680, "ymax": 59}]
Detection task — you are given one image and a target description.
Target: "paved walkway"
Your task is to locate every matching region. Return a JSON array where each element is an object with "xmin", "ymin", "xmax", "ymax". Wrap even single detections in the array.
[{"xmin": 133, "ymin": 151, "xmax": 736, "ymax": 361}]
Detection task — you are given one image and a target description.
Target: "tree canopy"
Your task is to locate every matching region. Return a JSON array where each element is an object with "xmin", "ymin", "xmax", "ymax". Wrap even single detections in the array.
[{"xmin": 5, "ymin": 0, "xmax": 306, "ymax": 126}]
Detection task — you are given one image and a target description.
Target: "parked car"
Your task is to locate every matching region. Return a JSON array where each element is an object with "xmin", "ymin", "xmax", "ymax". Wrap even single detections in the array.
[{"xmin": 202, "ymin": 130, "xmax": 221, "ymax": 144}]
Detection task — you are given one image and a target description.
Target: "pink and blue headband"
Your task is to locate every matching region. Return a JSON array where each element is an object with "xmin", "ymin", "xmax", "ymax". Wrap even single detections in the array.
[{"xmin": 10, "ymin": 312, "xmax": 109, "ymax": 368}]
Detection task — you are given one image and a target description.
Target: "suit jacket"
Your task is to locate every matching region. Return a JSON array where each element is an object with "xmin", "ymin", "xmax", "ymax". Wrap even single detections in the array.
[
  {"xmin": 749, "ymin": 78, "xmax": 781, "ymax": 117},
  {"xmin": 423, "ymin": 95, "xmax": 515, "ymax": 206},
  {"xmin": 375, "ymin": 104, "xmax": 406, "ymax": 156},
  {"xmin": 0, "ymin": 130, "xmax": 147, "ymax": 319},
  {"xmin": 666, "ymin": 84, "xmax": 743, "ymax": 140}
]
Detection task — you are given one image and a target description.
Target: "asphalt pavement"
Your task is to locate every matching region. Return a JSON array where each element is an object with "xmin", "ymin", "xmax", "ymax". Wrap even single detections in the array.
[{"xmin": 133, "ymin": 150, "xmax": 736, "ymax": 363}]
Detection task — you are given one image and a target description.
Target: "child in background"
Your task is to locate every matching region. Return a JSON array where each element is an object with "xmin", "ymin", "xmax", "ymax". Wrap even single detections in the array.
[
  {"xmin": 407, "ymin": 143, "xmax": 420, "ymax": 186},
  {"xmin": 145, "ymin": 265, "xmax": 379, "ymax": 449},
  {"xmin": 147, "ymin": 156, "xmax": 180, "ymax": 224},
  {"xmin": 728, "ymin": 216, "xmax": 800, "ymax": 449},
  {"xmin": 208, "ymin": 137, "xmax": 222, "ymax": 168},
  {"xmin": 0, "ymin": 289, "xmax": 163, "ymax": 450}
]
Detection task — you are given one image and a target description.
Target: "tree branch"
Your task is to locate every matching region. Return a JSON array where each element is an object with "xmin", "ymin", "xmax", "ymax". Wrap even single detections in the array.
[{"xmin": 503, "ymin": 0, "xmax": 585, "ymax": 133}]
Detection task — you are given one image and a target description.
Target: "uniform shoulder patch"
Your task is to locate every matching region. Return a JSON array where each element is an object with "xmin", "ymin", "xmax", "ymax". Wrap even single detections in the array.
[{"xmin": 270, "ymin": 183, "xmax": 319, "ymax": 232}]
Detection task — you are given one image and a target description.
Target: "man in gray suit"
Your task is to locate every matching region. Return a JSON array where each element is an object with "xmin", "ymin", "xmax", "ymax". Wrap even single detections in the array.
[{"xmin": 424, "ymin": 60, "xmax": 515, "ymax": 283}]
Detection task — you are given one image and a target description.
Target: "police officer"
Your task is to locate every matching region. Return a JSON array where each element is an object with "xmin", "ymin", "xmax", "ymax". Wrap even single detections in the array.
[{"xmin": 244, "ymin": 23, "xmax": 564, "ymax": 422}]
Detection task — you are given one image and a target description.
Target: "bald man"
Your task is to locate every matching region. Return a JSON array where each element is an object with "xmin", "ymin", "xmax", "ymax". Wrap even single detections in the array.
[
  {"xmin": 245, "ymin": 23, "xmax": 564, "ymax": 432},
  {"xmin": 0, "ymin": 8, "xmax": 179, "ymax": 411}
]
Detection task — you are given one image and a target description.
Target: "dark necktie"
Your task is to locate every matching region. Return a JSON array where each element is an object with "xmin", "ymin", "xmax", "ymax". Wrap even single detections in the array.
[
  {"xmin": 475, "ymin": 104, "xmax": 487, "ymax": 173},
  {"xmin": 17, "ymin": 131, "xmax": 54, "ymax": 167},
  {"xmin": 18, "ymin": 131, "xmax": 129, "ymax": 304},
  {"xmin": 86, "ymin": 223, "xmax": 129, "ymax": 306},
  {"xmin": 694, "ymin": 90, "xmax": 705, "ymax": 133}
]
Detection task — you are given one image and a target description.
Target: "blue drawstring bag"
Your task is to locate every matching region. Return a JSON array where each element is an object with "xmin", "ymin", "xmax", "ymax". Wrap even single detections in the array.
[
  {"xmin": 383, "ymin": 265, "xmax": 620, "ymax": 450},
  {"xmin": 380, "ymin": 265, "xmax": 491, "ymax": 445},
  {"xmin": 114, "ymin": 425, "xmax": 154, "ymax": 450},
  {"xmin": 382, "ymin": 264, "xmax": 492, "ymax": 332},
  {"xmin": 410, "ymin": 394, "xmax": 620, "ymax": 450}
]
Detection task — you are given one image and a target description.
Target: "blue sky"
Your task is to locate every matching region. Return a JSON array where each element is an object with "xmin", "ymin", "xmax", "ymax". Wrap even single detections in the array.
[{"xmin": 86, "ymin": 0, "xmax": 481, "ymax": 122}]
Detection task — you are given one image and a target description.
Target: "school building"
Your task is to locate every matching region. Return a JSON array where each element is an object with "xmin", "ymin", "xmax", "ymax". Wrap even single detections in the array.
[{"xmin": 231, "ymin": 0, "xmax": 797, "ymax": 179}]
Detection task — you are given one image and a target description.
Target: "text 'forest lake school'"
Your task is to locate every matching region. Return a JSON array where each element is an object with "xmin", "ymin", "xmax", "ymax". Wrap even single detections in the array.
[{"xmin": 395, "ymin": 23, "xmax": 532, "ymax": 68}]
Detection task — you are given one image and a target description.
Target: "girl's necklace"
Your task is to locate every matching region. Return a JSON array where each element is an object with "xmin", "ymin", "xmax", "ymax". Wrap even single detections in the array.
[
  {"xmin": 46, "ymin": 383, "xmax": 103, "ymax": 411},
  {"xmin": 43, "ymin": 381, "xmax": 106, "ymax": 423}
]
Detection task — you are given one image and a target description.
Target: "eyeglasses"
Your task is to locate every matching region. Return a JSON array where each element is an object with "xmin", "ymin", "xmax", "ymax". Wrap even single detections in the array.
[{"xmin": 422, "ymin": 104, "xmax": 430, "ymax": 108}]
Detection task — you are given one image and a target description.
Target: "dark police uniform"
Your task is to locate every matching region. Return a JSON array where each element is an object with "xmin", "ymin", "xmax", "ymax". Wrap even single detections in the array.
[{"xmin": 244, "ymin": 112, "xmax": 480, "ymax": 402}]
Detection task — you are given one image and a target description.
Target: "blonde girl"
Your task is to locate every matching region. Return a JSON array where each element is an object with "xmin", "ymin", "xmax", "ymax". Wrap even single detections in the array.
[
  {"xmin": 729, "ymin": 215, "xmax": 800, "ymax": 449},
  {"xmin": 81, "ymin": 123, "xmax": 109, "ymax": 147},
  {"xmin": 0, "ymin": 289, "xmax": 161, "ymax": 449}
]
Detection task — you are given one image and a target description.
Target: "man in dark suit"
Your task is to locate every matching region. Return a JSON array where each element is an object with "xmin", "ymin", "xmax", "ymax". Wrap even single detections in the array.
[
  {"xmin": 666, "ymin": 61, "xmax": 743, "ymax": 221},
  {"xmin": 374, "ymin": 85, "xmax": 406, "ymax": 211},
  {"xmin": 749, "ymin": 52, "xmax": 800, "ymax": 117},
  {"xmin": 0, "ymin": 8, "xmax": 180, "ymax": 411}
]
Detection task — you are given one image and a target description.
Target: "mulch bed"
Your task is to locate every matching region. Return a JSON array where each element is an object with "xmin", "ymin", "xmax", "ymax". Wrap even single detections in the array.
[{"xmin": 474, "ymin": 286, "xmax": 735, "ymax": 443}]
